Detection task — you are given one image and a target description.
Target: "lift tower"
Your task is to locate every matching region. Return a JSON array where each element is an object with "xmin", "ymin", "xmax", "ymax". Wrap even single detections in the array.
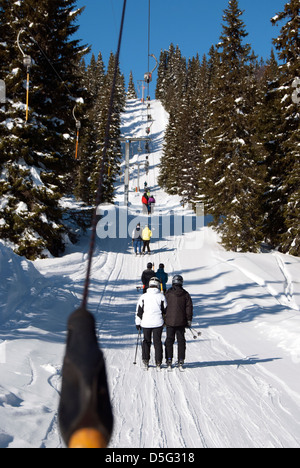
[{"xmin": 120, "ymin": 137, "xmax": 151, "ymax": 206}]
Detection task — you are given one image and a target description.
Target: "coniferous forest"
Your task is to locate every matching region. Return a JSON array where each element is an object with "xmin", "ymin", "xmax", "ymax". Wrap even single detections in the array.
[
  {"xmin": 157, "ymin": 0, "xmax": 300, "ymax": 256},
  {"xmin": 0, "ymin": 0, "xmax": 126, "ymax": 259},
  {"xmin": 0, "ymin": 0, "xmax": 299, "ymax": 259}
]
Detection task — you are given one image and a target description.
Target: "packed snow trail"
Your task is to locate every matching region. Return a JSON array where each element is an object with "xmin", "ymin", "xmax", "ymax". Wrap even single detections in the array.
[{"xmin": 0, "ymin": 99, "xmax": 299, "ymax": 448}]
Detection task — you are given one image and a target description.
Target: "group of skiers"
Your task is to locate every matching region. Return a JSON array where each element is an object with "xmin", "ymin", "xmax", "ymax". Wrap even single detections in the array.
[
  {"xmin": 142, "ymin": 189, "xmax": 156, "ymax": 215},
  {"xmin": 132, "ymin": 222, "xmax": 152, "ymax": 255},
  {"xmin": 136, "ymin": 263, "xmax": 193, "ymax": 370}
]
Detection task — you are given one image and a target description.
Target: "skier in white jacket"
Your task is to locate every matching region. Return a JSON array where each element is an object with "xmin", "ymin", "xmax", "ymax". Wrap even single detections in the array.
[{"xmin": 136, "ymin": 277, "xmax": 167, "ymax": 369}]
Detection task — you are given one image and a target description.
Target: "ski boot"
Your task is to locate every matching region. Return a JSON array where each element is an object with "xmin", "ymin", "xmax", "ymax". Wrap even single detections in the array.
[
  {"xmin": 166, "ymin": 358, "xmax": 172, "ymax": 372},
  {"xmin": 142, "ymin": 360, "xmax": 149, "ymax": 371}
]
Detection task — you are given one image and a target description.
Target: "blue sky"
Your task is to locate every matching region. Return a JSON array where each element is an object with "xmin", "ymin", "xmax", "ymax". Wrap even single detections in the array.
[{"xmin": 74, "ymin": 0, "xmax": 286, "ymax": 98}]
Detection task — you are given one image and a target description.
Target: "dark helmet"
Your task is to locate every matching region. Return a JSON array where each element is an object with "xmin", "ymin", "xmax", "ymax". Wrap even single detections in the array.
[
  {"xmin": 159, "ymin": 263, "xmax": 164, "ymax": 269},
  {"xmin": 149, "ymin": 277, "xmax": 161, "ymax": 289},
  {"xmin": 172, "ymin": 274, "xmax": 183, "ymax": 286}
]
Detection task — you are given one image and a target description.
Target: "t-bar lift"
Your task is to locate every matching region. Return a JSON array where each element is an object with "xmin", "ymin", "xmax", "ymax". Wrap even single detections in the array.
[{"xmin": 120, "ymin": 137, "xmax": 151, "ymax": 206}]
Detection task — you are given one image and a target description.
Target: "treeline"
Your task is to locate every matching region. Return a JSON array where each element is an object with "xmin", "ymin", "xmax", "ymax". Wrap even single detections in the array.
[
  {"xmin": 0, "ymin": 0, "xmax": 129, "ymax": 259},
  {"xmin": 156, "ymin": 0, "xmax": 300, "ymax": 256}
]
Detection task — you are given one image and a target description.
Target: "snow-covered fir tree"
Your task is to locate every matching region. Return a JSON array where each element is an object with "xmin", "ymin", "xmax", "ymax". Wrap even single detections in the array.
[
  {"xmin": 155, "ymin": 44, "xmax": 186, "ymax": 113},
  {"xmin": 271, "ymin": 0, "xmax": 300, "ymax": 256},
  {"xmin": 127, "ymin": 71, "xmax": 137, "ymax": 99},
  {"xmin": 90, "ymin": 52, "xmax": 125, "ymax": 204},
  {"xmin": 254, "ymin": 50, "xmax": 287, "ymax": 249},
  {"xmin": 74, "ymin": 52, "xmax": 105, "ymax": 204},
  {"xmin": 157, "ymin": 44, "xmax": 187, "ymax": 193},
  {"xmin": 0, "ymin": 0, "xmax": 87, "ymax": 259},
  {"xmin": 201, "ymin": 0, "xmax": 265, "ymax": 252}
]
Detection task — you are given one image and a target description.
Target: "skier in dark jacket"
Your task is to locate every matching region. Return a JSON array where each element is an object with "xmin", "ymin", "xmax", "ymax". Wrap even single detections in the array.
[
  {"xmin": 132, "ymin": 222, "xmax": 142, "ymax": 255},
  {"xmin": 155, "ymin": 263, "xmax": 168, "ymax": 293},
  {"xmin": 141, "ymin": 262, "xmax": 154, "ymax": 293},
  {"xmin": 164, "ymin": 275, "xmax": 193, "ymax": 367}
]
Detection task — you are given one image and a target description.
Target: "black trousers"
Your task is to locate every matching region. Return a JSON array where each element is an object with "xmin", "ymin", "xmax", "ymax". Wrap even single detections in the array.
[
  {"xmin": 142, "ymin": 326, "xmax": 163, "ymax": 364},
  {"xmin": 165, "ymin": 326, "xmax": 186, "ymax": 362},
  {"xmin": 143, "ymin": 240, "xmax": 151, "ymax": 253}
]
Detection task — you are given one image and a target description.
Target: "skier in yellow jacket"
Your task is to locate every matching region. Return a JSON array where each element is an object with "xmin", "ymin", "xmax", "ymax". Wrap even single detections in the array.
[{"xmin": 142, "ymin": 225, "xmax": 152, "ymax": 255}]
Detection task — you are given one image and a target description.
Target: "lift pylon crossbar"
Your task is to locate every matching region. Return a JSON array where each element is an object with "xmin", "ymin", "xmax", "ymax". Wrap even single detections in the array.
[{"xmin": 120, "ymin": 137, "xmax": 151, "ymax": 206}]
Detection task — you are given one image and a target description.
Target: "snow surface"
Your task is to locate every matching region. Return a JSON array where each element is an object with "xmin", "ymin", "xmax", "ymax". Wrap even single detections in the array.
[{"xmin": 0, "ymin": 99, "xmax": 300, "ymax": 448}]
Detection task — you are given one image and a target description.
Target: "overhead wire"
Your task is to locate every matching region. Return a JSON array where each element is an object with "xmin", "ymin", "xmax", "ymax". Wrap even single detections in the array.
[
  {"xmin": 11, "ymin": 0, "xmax": 129, "ymax": 449},
  {"xmin": 81, "ymin": 0, "xmax": 127, "ymax": 311},
  {"xmin": 59, "ymin": 0, "xmax": 127, "ymax": 449}
]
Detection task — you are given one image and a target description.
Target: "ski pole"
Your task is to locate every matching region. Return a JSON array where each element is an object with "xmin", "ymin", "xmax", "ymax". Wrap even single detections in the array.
[
  {"xmin": 133, "ymin": 328, "xmax": 142, "ymax": 365},
  {"xmin": 191, "ymin": 327, "xmax": 202, "ymax": 338},
  {"xmin": 188, "ymin": 327, "xmax": 202, "ymax": 340},
  {"xmin": 188, "ymin": 327, "xmax": 198, "ymax": 340}
]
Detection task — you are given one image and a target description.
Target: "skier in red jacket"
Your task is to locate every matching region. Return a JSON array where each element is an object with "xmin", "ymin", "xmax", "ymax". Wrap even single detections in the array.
[{"xmin": 142, "ymin": 192, "xmax": 148, "ymax": 214}]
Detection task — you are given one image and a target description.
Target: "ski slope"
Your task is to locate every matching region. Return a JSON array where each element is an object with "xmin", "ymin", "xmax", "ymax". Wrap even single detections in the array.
[{"xmin": 0, "ymin": 99, "xmax": 300, "ymax": 448}]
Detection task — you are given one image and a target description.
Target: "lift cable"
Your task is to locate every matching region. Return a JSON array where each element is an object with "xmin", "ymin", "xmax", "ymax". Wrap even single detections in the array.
[{"xmin": 58, "ymin": 0, "xmax": 127, "ymax": 449}]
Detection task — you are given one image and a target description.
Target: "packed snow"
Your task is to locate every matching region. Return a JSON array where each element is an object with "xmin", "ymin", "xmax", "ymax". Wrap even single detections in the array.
[{"xmin": 0, "ymin": 99, "xmax": 300, "ymax": 448}]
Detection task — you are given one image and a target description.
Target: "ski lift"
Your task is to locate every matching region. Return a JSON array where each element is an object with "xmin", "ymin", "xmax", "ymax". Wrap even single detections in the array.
[
  {"xmin": 17, "ymin": 30, "xmax": 33, "ymax": 123},
  {"xmin": 144, "ymin": 72, "xmax": 152, "ymax": 84},
  {"xmin": 144, "ymin": 54, "xmax": 158, "ymax": 85}
]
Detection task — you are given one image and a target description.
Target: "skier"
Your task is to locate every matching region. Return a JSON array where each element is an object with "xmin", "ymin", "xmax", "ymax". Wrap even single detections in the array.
[
  {"xmin": 141, "ymin": 262, "xmax": 154, "ymax": 293},
  {"xmin": 142, "ymin": 224, "xmax": 152, "ymax": 254},
  {"xmin": 132, "ymin": 222, "xmax": 142, "ymax": 256},
  {"xmin": 142, "ymin": 192, "xmax": 148, "ymax": 215},
  {"xmin": 147, "ymin": 194, "xmax": 156, "ymax": 215},
  {"xmin": 155, "ymin": 263, "xmax": 168, "ymax": 293},
  {"xmin": 164, "ymin": 275, "xmax": 193, "ymax": 370},
  {"xmin": 136, "ymin": 277, "xmax": 167, "ymax": 370}
]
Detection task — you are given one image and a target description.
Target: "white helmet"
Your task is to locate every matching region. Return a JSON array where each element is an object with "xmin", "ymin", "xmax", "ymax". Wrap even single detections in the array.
[{"xmin": 149, "ymin": 277, "xmax": 161, "ymax": 289}]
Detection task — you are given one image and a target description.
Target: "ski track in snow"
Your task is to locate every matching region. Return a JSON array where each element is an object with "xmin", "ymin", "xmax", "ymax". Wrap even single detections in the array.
[{"xmin": 0, "ymin": 99, "xmax": 300, "ymax": 448}]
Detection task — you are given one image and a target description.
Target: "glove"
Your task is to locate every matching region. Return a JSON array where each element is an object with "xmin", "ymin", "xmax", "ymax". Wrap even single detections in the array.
[
  {"xmin": 187, "ymin": 321, "xmax": 192, "ymax": 328},
  {"xmin": 136, "ymin": 325, "xmax": 142, "ymax": 331}
]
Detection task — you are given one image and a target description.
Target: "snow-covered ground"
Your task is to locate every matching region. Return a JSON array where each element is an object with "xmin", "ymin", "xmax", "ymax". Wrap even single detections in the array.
[{"xmin": 0, "ymin": 99, "xmax": 300, "ymax": 448}]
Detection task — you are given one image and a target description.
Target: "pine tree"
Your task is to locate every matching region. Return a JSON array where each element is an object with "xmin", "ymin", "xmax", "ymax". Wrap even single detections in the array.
[
  {"xmin": 271, "ymin": 0, "xmax": 300, "ymax": 256},
  {"xmin": 155, "ymin": 49, "xmax": 169, "ymax": 103},
  {"xmin": 202, "ymin": 0, "xmax": 265, "ymax": 252},
  {"xmin": 127, "ymin": 71, "xmax": 137, "ymax": 99},
  {"xmin": 0, "ymin": 0, "xmax": 88, "ymax": 259},
  {"xmin": 74, "ymin": 53, "xmax": 106, "ymax": 204},
  {"xmin": 157, "ymin": 45, "xmax": 187, "ymax": 195},
  {"xmin": 155, "ymin": 44, "xmax": 186, "ymax": 113},
  {"xmin": 90, "ymin": 52, "xmax": 125, "ymax": 204},
  {"xmin": 254, "ymin": 50, "xmax": 286, "ymax": 249}
]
